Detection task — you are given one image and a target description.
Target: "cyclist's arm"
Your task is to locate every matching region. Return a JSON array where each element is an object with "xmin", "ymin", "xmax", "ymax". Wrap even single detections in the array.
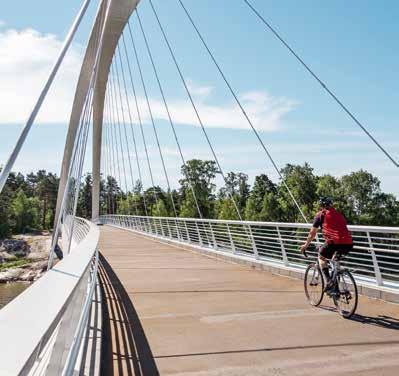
[
  {"xmin": 301, "ymin": 212, "xmax": 322, "ymax": 253},
  {"xmin": 301, "ymin": 227, "xmax": 318, "ymax": 250}
]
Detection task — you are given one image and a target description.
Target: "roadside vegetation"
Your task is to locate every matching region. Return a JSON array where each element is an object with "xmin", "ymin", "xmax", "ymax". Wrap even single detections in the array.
[{"xmin": 1, "ymin": 161, "xmax": 398, "ymax": 241}]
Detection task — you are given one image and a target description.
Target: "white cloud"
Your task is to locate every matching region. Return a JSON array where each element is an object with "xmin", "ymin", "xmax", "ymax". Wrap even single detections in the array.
[
  {"xmin": 0, "ymin": 25, "xmax": 297, "ymax": 132},
  {"xmin": 0, "ymin": 27, "xmax": 83, "ymax": 124},
  {"xmin": 0, "ymin": 20, "xmax": 6, "ymax": 28},
  {"xmin": 186, "ymin": 80, "xmax": 213, "ymax": 99},
  {"xmin": 118, "ymin": 89, "xmax": 297, "ymax": 132}
]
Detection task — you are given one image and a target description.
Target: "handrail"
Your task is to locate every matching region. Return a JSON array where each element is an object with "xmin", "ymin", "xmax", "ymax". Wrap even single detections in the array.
[
  {"xmin": 101, "ymin": 215, "xmax": 399, "ymax": 292},
  {"xmin": 102, "ymin": 214, "xmax": 399, "ymax": 233},
  {"xmin": 0, "ymin": 218, "xmax": 99, "ymax": 376}
]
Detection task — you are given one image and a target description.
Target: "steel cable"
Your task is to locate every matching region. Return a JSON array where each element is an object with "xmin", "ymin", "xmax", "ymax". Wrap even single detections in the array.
[
  {"xmin": 148, "ymin": 0, "xmax": 243, "ymax": 221},
  {"xmin": 243, "ymin": 0, "xmax": 398, "ymax": 169}
]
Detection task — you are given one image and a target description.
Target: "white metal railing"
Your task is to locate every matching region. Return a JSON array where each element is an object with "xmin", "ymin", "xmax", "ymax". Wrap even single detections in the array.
[
  {"xmin": 101, "ymin": 215, "xmax": 399, "ymax": 291},
  {"xmin": 0, "ymin": 217, "xmax": 100, "ymax": 376}
]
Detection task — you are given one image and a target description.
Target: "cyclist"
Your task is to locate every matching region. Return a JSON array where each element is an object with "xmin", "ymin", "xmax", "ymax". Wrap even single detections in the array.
[{"xmin": 300, "ymin": 197, "xmax": 353, "ymax": 291}]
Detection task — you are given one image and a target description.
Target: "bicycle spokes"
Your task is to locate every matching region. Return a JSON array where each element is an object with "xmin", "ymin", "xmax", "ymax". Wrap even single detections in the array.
[{"xmin": 333, "ymin": 271, "xmax": 358, "ymax": 318}]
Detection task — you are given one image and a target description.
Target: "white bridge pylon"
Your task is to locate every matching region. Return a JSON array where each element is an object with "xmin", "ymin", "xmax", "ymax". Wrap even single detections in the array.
[{"xmin": 55, "ymin": 0, "xmax": 141, "ymax": 224}]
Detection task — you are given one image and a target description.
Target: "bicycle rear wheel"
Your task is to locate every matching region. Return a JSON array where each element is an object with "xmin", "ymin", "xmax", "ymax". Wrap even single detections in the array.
[
  {"xmin": 304, "ymin": 263, "xmax": 324, "ymax": 306},
  {"xmin": 333, "ymin": 270, "xmax": 358, "ymax": 318}
]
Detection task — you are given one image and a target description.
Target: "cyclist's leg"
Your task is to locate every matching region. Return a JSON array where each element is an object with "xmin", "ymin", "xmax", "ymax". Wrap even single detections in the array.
[{"xmin": 318, "ymin": 243, "xmax": 334, "ymax": 286}]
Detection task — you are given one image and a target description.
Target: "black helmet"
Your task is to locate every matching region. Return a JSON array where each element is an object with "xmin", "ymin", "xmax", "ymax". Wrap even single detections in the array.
[{"xmin": 319, "ymin": 196, "xmax": 333, "ymax": 208}]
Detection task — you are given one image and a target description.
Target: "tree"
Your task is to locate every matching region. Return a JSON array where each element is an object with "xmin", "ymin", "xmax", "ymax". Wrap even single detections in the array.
[
  {"xmin": 179, "ymin": 189, "xmax": 199, "ymax": 218},
  {"xmin": 0, "ymin": 187, "xmax": 12, "ymax": 239},
  {"xmin": 179, "ymin": 159, "xmax": 218, "ymax": 218},
  {"xmin": 244, "ymin": 174, "xmax": 276, "ymax": 220},
  {"xmin": 77, "ymin": 174, "xmax": 92, "ymax": 219},
  {"xmin": 315, "ymin": 174, "xmax": 353, "ymax": 221},
  {"xmin": 153, "ymin": 199, "xmax": 169, "ymax": 217},
  {"xmin": 104, "ymin": 176, "xmax": 121, "ymax": 214},
  {"xmin": 217, "ymin": 197, "xmax": 241, "ymax": 220},
  {"xmin": 340, "ymin": 170, "xmax": 381, "ymax": 223},
  {"xmin": 10, "ymin": 190, "xmax": 40, "ymax": 233},
  {"xmin": 143, "ymin": 186, "xmax": 167, "ymax": 216},
  {"xmin": 26, "ymin": 170, "xmax": 59, "ymax": 228},
  {"xmin": 218, "ymin": 172, "xmax": 250, "ymax": 217},
  {"xmin": 278, "ymin": 163, "xmax": 317, "ymax": 222},
  {"xmin": 366, "ymin": 193, "xmax": 399, "ymax": 226},
  {"xmin": 259, "ymin": 192, "xmax": 283, "ymax": 222}
]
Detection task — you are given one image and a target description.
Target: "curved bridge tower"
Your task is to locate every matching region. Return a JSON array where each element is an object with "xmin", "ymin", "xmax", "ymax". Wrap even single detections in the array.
[{"xmin": 55, "ymin": 0, "xmax": 141, "ymax": 223}]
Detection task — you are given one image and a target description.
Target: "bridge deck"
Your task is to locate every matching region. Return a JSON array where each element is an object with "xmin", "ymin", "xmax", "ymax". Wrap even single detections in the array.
[{"xmin": 99, "ymin": 225, "xmax": 399, "ymax": 376}]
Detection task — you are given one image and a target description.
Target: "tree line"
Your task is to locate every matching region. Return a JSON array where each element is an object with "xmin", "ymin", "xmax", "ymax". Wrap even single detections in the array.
[
  {"xmin": 1, "ymin": 160, "xmax": 398, "ymax": 238},
  {"xmin": 100, "ymin": 159, "xmax": 399, "ymax": 227}
]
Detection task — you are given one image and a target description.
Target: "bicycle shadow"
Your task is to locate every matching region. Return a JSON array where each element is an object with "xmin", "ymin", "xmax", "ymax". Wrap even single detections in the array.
[
  {"xmin": 351, "ymin": 314, "xmax": 399, "ymax": 330},
  {"xmin": 319, "ymin": 304, "xmax": 399, "ymax": 331}
]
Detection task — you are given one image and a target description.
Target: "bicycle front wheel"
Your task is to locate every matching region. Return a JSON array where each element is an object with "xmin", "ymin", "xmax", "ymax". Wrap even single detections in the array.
[
  {"xmin": 333, "ymin": 270, "xmax": 358, "ymax": 318},
  {"xmin": 304, "ymin": 263, "xmax": 324, "ymax": 306}
]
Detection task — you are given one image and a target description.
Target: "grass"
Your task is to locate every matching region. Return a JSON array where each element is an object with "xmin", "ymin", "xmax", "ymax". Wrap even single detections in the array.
[{"xmin": 0, "ymin": 258, "xmax": 33, "ymax": 271}]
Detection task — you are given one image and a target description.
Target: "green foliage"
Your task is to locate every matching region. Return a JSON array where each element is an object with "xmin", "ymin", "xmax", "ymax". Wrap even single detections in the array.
[
  {"xmin": 244, "ymin": 174, "xmax": 276, "ymax": 220},
  {"xmin": 259, "ymin": 192, "xmax": 283, "ymax": 222},
  {"xmin": 153, "ymin": 199, "xmax": 169, "ymax": 217},
  {"xmin": 77, "ymin": 173, "xmax": 92, "ymax": 219},
  {"xmin": 0, "ymin": 258, "xmax": 32, "ymax": 271},
  {"xmin": 10, "ymin": 190, "xmax": 41, "ymax": 233},
  {"xmin": 278, "ymin": 163, "xmax": 317, "ymax": 222},
  {"xmin": 1, "ymin": 161, "xmax": 398, "ymax": 239},
  {"xmin": 179, "ymin": 159, "xmax": 218, "ymax": 218},
  {"xmin": 217, "ymin": 197, "xmax": 240, "ymax": 220}
]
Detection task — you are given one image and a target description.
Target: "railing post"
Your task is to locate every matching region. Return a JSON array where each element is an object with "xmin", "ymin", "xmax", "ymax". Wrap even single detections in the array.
[
  {"xmin": 166, "ymin": 219, "xmax": 171, "ymax": 238},
  {"xmin": 210, "ymin": 222, "xmax": 218, "ymax": 250},
  {"xmin": 276, "ymin": 226, "xmax": 289, "ymax": 266},
  {"xmin": 195, "ymin": 221, "xmax": 203, "ymax": 247},
  {"xmin": 367, "ymin": 232, "xmax": 383, "ymax": 286},
  {"xmin": 248, "ymin": 224, "xmax": 259, "ymax": 259},
  {"xmin": 185, "ymin": 221, "xmax": 191, "ymax": 243},
  {"xmin": 159, "ymin": 218, "xmax": 165, "ymax": 237},
  {"xmin": 175, "ymin": 219, "xmax": 182, "ymax": 241},
  {"xmin": 227, "ymin": 223, "xmax": 236, "ymax": 253}
]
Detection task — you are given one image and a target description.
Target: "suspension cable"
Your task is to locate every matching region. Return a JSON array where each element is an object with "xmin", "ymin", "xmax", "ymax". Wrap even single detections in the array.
[
  {"xmin": 126, "ymin": 21, "xmax": 179, "ymax": 219},
  {"xmin": 118, "ymin": 39, "xmax": 152, "ymax": 216},
  {"xmin": 243, "ymin": 0, "xmax": 398, "ymax": 169},
  {"xmin": 113, "ymin": 57, "xmax": 139, "ymax": 215},
  {"xmin": 176, "ymin": 0, "xmax": 308, "ymax": 222},
  {"xmin": 147, "ymin": 0, "xmax": 243, "ymax": 221},
  {"xmin": 109, "ymin": 65, "xmax": 129, "ymax": 195},
  {"xmin": 122, "ymin": 30, "xmax": 159, "ymax": 209},
  {"xmin": 107, "ymin": 74, "xmax": 123, "ymax": 197},
  {"xmin": 102, "ymin": 111, "xmax": 109, "ymax": 214},
  {"xmin": 104, "ymin": 93, "xmax": 114, "ymax": 214},
  {"xmin": 135, "ymin": 10, "xmax": 203, "ymax": 219},
  {"xmin": 0, "ymin": 0, "xmax": 93, "ymax": 195}
]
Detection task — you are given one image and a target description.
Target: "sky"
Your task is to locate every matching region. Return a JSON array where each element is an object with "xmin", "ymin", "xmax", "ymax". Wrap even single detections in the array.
[{"xmin": 0, "ymin": 0, "xmax": 398, "ymax": 196}]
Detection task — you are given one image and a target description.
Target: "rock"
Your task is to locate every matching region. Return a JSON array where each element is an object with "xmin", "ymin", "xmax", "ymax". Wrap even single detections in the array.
[
  {"xmin": 20, "ymin": 269, "xmax": 39, "ymax": 282},
  {"xmin": 0, "ymin": 239, "xmax": 30, "ymax": 257},
  {"xmin": 0, "ymin": 268, "xmax": 24, "ymax": 283},
  {"xmin": 0, "ymin": 234, "xmax": 51, "ymax": 283}
]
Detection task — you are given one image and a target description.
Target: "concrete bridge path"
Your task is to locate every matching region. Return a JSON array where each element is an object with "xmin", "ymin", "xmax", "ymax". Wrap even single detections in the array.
[{"xmin": 98, "ymin": 225, "xmax": 399, "ymax": 376}]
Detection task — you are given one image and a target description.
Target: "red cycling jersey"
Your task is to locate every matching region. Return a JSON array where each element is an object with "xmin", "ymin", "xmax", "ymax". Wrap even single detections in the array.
[{"xmin": 313, "ymin": 207, "xmax": 352, "ymax": 245}]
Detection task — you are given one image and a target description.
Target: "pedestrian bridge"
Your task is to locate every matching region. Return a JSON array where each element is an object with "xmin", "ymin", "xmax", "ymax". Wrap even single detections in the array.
[
  {"xmin": 2, "ymin": 217, "xmax": 398, "ymax": 375},
  {"xmin": 98, "ymin": 225, "xmax": 399, "ymax": 375},
  {"xmin": 0, "ymin": 0, "xmax": 398, "ymax": 374}
]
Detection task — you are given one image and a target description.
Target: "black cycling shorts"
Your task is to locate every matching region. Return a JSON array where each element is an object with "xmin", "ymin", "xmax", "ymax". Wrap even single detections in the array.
[{"xmin": 318, "ymin": 243, "xmax": 353, "ymax": 259}]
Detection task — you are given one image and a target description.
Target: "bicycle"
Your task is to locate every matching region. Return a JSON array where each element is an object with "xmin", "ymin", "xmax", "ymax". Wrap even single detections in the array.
[{"xmin": 303, "ymin": 249, "xmax": 358, "ymax": 318}]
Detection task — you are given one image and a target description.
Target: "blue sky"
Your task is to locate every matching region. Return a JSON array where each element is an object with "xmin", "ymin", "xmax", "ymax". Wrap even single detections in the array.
[{"xmin": 0, "ymin": 0, "xmax": 398, "ymax": 195}]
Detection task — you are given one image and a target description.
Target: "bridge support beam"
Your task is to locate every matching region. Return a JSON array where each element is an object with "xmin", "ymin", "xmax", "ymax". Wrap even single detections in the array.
[{"xmin": 55, "ymin": 0, "xmax": 140, "ymax": 224}]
